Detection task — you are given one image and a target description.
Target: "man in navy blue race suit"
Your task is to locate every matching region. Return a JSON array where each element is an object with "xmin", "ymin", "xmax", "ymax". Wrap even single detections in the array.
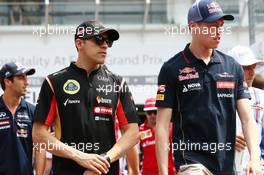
[
  {"xmin": 0, "ymin": 62, "xmax": 36, "ymax": 175},
  {"xmin": 155, "ymin": 0, "xmax": 261, "ymax": 175}
]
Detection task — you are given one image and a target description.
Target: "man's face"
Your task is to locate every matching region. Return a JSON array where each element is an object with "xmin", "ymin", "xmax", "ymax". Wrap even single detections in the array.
[
  {"xmin": 75, "ymin": 33, "xmax": 110, "ymax": 65},
  {"xmin": 145, "ymin": 110, "xmax": 157, "ymax": 126},
  {"xmin": 7, "ymin": 74, "xmax": 29, "ymax": 96},
  {"xmin": 191, "ymin": 19, "xmax": 224, "ymax": 49},
  {"xmin": 243, "ymin": 64, "xmax": 256, "ymax": 87}
]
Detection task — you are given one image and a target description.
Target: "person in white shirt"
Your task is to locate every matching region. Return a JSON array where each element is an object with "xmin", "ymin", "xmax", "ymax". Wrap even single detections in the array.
[{"xmin": 228, "ymin": 45, "xmax": 264, "ymax": 175}]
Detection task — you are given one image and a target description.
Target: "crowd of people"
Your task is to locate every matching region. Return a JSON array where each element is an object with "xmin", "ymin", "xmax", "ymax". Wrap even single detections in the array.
[{"xmin": 1, "ymin": 0, "xmax": 264, "ymax": 175}]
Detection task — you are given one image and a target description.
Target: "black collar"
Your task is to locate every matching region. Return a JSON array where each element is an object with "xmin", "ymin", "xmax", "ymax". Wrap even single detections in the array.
[{"xmin": 182, "ymin": 43, "xmax": 222, "ymax": 65}]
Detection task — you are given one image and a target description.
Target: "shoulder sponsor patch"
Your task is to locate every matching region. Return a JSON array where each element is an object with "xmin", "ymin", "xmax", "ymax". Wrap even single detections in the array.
[
  {"xmin": 156, "ymin": 94, "xmax": 164, "ymax": 101},
  {"xmin": 158, "ymin": 85, "xmax": 166, "ymax": 93},
  {"xmin": 63, "ymin": 79, "xmax": 80, "ymax": 95},
  {"xmin": 216, "ymin": 81, "xmax": 235, "ymax": 89}
]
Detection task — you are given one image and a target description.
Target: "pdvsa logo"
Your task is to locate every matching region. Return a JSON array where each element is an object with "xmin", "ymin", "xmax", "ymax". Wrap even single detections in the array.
[{"xmin": 63, "ymin": 80, "xmax": 80, "ymax": 95}]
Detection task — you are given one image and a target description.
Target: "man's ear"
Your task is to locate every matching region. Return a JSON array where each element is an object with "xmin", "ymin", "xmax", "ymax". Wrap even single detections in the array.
[
  {"xmin": 75, "ymin": 39, "xmax": 82, "ymax": 50},
  {"xmin": 4, "ymin": 79, "xmax": 11, "ymax": 87},
  {"xmin": 189, "ymin": 21, "xmax": 196, "ymax": 29}
]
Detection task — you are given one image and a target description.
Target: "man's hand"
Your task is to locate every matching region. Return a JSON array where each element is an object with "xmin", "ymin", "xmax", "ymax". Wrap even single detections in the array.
[
  {"xmin": 83, "ymin": 170, "xmax": 100, "ymax": 175},
  {"xmin": 74, "ymin": 153, "xmax": 110, "ymax": 174},
  {"xmin": 235, "ymin": 134, "xmax": 247, "ymax": 152},
  {"xmin": 246, "ymin": 160, "xmax": 262, "ymax": 175}
]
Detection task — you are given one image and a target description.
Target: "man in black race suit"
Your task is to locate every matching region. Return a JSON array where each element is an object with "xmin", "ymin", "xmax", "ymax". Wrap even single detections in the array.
[{"xmin": 32, "ymin": 20, "xmax": 140, "ymax": 175}]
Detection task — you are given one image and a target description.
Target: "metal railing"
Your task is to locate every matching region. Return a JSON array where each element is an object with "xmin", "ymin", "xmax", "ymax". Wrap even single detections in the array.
[{"xmin": 0, "ymin": 0, "xmax": 263, "ymax": 26}]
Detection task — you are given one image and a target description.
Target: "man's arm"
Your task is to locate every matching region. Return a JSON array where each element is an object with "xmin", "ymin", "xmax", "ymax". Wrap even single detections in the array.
[
  {"xmin": 32, "ymin": 122, "xmax": 110, "ymax": 174},
  {"xmin": 105, "ymin": 123, "xmax": 140, "ymax": 163},
  {"xmin": 120, "ymin": 126, "xmax": 140, "ymax": 175},
  {"xmin": 124, "ymin": 144, "xmax": 140, "ymax": 175},
  {"xmin": 155, "ymin": 107, "xmax": 172, "ymax": 175},
  {"xmin": 34, "ymin": 148, "xmax": 46, "ymax": 175},
  {"xmin": 237, "ymin": 98, "xmax": 261, "ymax": 174}
]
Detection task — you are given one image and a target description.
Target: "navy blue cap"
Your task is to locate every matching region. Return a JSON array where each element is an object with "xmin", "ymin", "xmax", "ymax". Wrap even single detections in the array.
[
  {"xmin": 0, "ymin": 62, "xmax": 35, "ymax": 81},
  {"xmin": 188, "ymin": 0, "xmax": 234, "ymax": 23},
  {"xmin": 75, "ymin": 20, "xmax": 119, "ymax": 41}
]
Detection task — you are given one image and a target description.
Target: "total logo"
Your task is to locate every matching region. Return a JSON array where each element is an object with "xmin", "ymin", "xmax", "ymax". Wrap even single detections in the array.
[
  {"xmin": 94, "ymin": 106, "xmax": 113, "ymax": 115},
  {"xmin": 96, "ymin": 96, "xmax": 112, "ymax": 104},
  {"xmin": 63, "ymin": 80, "xmax": 80, "ymax": 95}
]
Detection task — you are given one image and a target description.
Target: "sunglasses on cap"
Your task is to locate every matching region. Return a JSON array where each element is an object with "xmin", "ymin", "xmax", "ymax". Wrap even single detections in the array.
[
  {"xmin": 146, "ymin": 110, "xmax": 157, "ymax": 115},
  {"xmin": 85, "ymin": 35, "xmax": 113, "ymax": 47}
]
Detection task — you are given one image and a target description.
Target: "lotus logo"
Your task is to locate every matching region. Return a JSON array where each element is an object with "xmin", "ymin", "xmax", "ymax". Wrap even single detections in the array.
[{"xmin": 63, "ymin": 80, "xmax": 80, "ymax": 95}]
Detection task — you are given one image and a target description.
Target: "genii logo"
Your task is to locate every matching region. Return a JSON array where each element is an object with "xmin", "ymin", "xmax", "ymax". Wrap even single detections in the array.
[{"xmin": 63, "ymin": 80, "xmax": 80, "ymax": 95}]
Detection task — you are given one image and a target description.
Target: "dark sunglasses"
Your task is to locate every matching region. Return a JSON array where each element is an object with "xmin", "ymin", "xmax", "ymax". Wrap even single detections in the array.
[
  {"xmin": 146, "ymin": 110, "xmax": 157, "ymax": 115},
  {"xmin": 89, "ymin": 35, "xmax": 113, "ymax": 48}
]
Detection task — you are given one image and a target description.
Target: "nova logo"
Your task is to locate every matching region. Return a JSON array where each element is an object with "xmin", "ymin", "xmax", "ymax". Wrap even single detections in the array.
[
  {"xmin": 187, "ymin": 83, "xmax": 201, "ymax": 88},
  {"xmin": 183, "ymin": 83, "xmax": 202, "ymax": 93}
]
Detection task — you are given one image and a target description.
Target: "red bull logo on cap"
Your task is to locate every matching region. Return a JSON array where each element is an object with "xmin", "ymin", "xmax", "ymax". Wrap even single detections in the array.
[{"xmin": 207, "ymin": 2, "xmax": 222, "ymax": 14}]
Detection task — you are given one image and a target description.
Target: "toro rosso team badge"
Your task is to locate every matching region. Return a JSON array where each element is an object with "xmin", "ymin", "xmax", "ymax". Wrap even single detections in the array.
[
  {"xmin": 179, "ymin": 67, "xmax": 196, "ymax": 74},
  {"xmin": 63, "ymin": 79, "xmax": 80, "ymax": 95}
]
